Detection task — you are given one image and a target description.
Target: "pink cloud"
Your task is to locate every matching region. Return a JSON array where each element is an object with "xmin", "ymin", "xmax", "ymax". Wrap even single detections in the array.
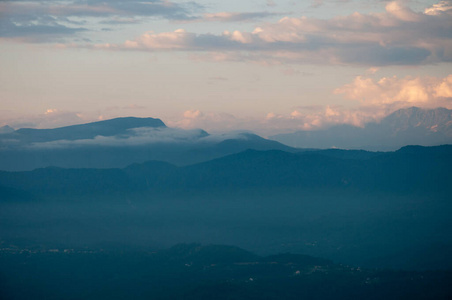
[
  {"xmin": 86, "ymin": 1, "xmax": 452, "ymax": 66},
  {"xmin": 425, "ymin": 0, "xmax": 452, "ymax": 15},
  {"xmin": 335, "ymin": 74, "xmax": 452, "ymax": 109}
]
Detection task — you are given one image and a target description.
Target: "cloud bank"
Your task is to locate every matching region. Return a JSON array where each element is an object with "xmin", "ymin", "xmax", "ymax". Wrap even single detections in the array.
[
  {"xmin": 89, "ymin": 1, "xmax": 452, "ymax": 66},
  {"xmin": 335, "ymin": 74, "xmax": 452, "ymax": 109},
  {"xmin": 270, "ymin": 74, "xmax": 452, "ymax": 130},
  {"xmin": 170, "ymin": 74, "xmax": 452, "ymax": 133},
  {"xmin": 26, "ymin": 127, "xmax": 209, "ymax": 149}
]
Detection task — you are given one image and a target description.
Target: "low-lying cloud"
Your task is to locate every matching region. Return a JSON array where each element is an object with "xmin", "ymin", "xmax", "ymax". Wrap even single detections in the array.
[{"xmin": 28, "ymin": 127, "xmax": 210, "ymax": 149}]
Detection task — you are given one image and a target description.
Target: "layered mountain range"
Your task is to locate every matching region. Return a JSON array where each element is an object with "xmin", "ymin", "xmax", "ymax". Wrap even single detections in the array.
[
  {"xmin": 1, "ymin": 107, "xmax": 451, "ymax": 271},
  {"xmin": 1, "ymin": 145, "xmax": 450, "ymax": 196},
  {"xmin": 0, "ymin": 117, "xmax": 293, "ymax": 171},
  {"xmin": 1, "ymin": 145, "xmax": 451, "ymax": 270},
  {"xmin": 1, "ymin": 107, "xmax": 451, "ymax": 171}
]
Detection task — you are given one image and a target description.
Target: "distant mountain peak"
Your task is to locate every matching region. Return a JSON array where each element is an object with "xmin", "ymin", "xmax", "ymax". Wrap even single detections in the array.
[
  {"xmin": 271, "ymin": 107, "xmax": 452, "ymax": 150},
  {"xmin": 378, "ymin": 106, "xmax": 452, "ymax": 132},
  {"xmin": 0, "ymin": 125, "xmax": 14, "ymax": 134}
]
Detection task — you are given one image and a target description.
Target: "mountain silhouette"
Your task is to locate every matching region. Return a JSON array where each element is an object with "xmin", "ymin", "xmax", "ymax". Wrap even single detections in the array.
[
  {"xmin": 0, "ymin": 118, "xmax": 294, "ymax": 171},
  {"xmin": 1, "ymin": 145, "xmax": 451, "ymax": 271},
  {"xmin": 3, "ymin": 117, "xmax": 166, "ymax": 143},
  {"xmin": 1, "ymin": 145, "xmax": 450, "ymax": 196},
  {"xmin": 0, "ymin": 125, "xmax": 14, "ymax": 134}
]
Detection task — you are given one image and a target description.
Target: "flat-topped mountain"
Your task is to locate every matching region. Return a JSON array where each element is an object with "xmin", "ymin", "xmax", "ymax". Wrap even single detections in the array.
[{"xmin": 3, "ymin": 117, "xmax": 166, "ymax": 143}]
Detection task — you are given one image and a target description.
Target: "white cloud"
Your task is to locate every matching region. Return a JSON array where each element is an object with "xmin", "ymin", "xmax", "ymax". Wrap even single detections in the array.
[
  {"xmin": 169, "ymin": 110, "xmax": 240, "ymax": 131},
  {"xmin": 385, "ymin": 1, "xmax": 421, "ymax": 22},
  {"xmin": 265, "ymin": 105, "xmax": 378, "ymax": 130},
  {"xmin": 183, "ymin": 109, "xmax": 203, "ymax": 119},
  {"xmin": 168, "ymin": 106, "xmax": 380, "ymax": 135},
  {"xmin": 122, "ymin": 29, "xmax": 195, "ymax": 50},
  {"xmin": 435, "ymin": 74, "xmax": 452, "ymax": 98},
  {"xmin": 335, "ymin": 74, "xmax": 452, "ymax": 108},
  {"xmin": 29, "ymin": 127, "xmax": 210, "ymax": 149},
  {"xmin": 252, "ymin": 74, "xmax": 452, "ymax": 132}
]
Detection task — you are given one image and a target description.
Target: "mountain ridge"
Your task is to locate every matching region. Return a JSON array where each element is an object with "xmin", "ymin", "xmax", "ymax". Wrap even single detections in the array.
[
  {"xmin": 4, "ymin": 117, "xmax": 166, "ymax": 143},
  {"xmin": 1, "ymin": 145, "xmax": 450, "ymax": 196},
  {"xmin": 0, "ymin": 118, "xmax": 295, "ymax": 171},
  {"xmin": 271, "ymin": 107, "xmax": 452, "ymax": 150}
]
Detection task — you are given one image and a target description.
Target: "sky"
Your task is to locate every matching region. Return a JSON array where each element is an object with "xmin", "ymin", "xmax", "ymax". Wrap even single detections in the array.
[{"xmin": 0, "ymin": 0, "xmax": 451, "ymax": 136}]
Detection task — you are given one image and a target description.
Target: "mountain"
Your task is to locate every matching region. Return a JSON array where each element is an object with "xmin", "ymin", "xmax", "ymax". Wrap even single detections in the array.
[
  {"xmin": 3, "ymin": 117, "xmax": 166, "ymax": 143},
  {"xmin": 0, "ymin": 117, "xmax": 294, "ymax": 171},
  {"xmin": 0, "ymin": 125, "xmax": 14, "ymax": 134},
  {"xmin": 271, "ymin": 107, "xmax": 452, "ymax": 150},
  {"xmin": 1, "ymin": 145, "xmax": 450, "ymax": 196},
  {"xmin": 0, "ymin": 146, "xmax": 451, "ymax": 270}
]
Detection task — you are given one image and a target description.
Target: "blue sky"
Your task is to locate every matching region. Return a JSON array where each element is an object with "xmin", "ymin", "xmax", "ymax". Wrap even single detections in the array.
[{"xmin": 0, "ymin": 0, "xmax": 451, "ymax": 135}]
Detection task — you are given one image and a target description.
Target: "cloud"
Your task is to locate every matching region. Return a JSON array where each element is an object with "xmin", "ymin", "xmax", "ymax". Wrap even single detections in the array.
[
  {"xmin": 169, "ymin": 110, "xmax": 241, "ymax": 131},
  {"xmin": 167, "ymin": 75, "xmax": 452, "ymax": 133},
  {"xmin": 366, "ymin": 67, "xmax": 380, "ymax": 75},
  {"xmin": 0, "ymin": 0, "xmax": 197, "ymax": 19},
  {"xmin": 194, "ymin": 11, "xmax": 283, "ymax": 22},
  {"xmin": 0, "ymin": 17, "xmax": 87, "ymax": 42},
  {"xmin": 435, "ymin": 75, "xmax": 452, "ymax": 98},
  {"xmin": 334, "ymin": 74, "xmax": 452, "ymax": 109},
  {"xmin": 119, "ymin": 29, "xmax": 196, "ymax": 50},
  {"xmin": 0, "ymin": 0, "xmax": 199, "ymax": 41},
  {"xmin": 266, "ymin": 0, "xmax": 277, "ymax": 8},
  {"xmin": 167, "ymin": 107, "xmax": 370, "ymax": 135},
  {"xmin": 28, "ymin": 127, "xmax": 211, "ymax": 149},
  {"xmin": 87, "ymin": 1, "xmax": 452, "ymax": 66},
  {"xmin": 425, "ymin": 0, "xmax": 452, "ymax": 15},
  {"xmin": 385, "ymin": 1, "xmax": 421, "ymax": 22},
  {"xmin": 183, "ymin": 109, "xmax": 203, "ymax": 119},
  {"xmin": 265, "ymin": 106, "xmax": 377, "ymax": 130}
]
